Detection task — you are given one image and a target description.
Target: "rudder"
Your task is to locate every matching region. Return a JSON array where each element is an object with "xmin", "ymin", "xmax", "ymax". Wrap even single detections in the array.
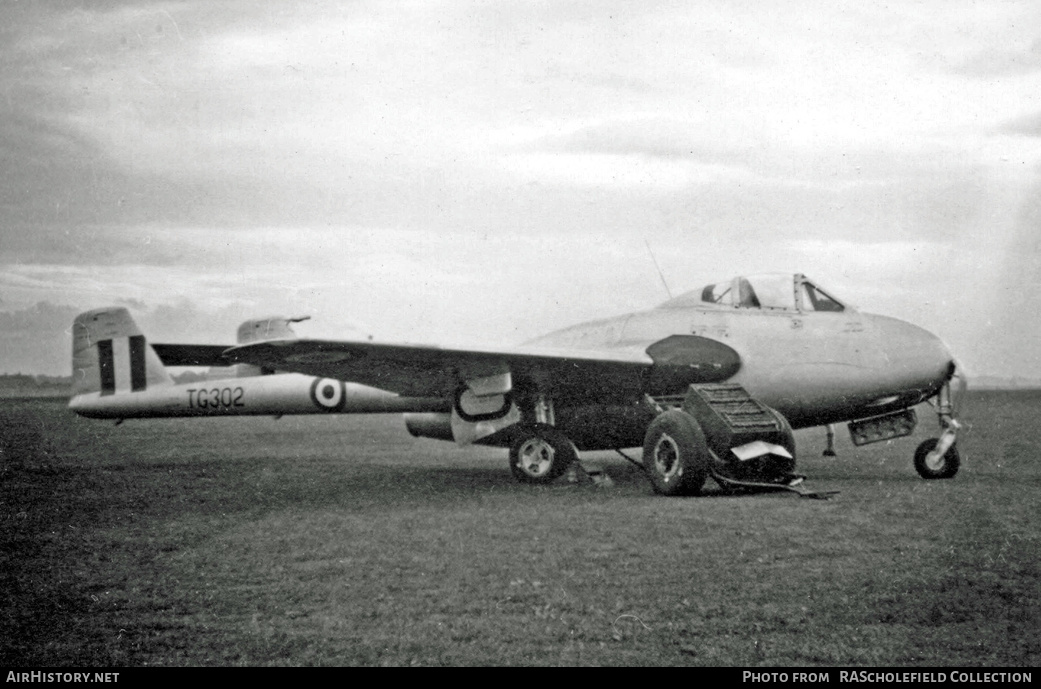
[{"xmin": 72, "ymin": 308, "xmax": 173, "ymax": 395}]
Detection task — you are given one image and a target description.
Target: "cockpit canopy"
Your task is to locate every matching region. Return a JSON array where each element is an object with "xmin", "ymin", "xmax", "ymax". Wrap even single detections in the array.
[{"xmin": 659, "ymin": 273, "xmax": 847, "ymax": 313}]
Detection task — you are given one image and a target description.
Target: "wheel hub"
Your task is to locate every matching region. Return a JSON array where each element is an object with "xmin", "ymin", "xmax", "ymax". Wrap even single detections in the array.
[
  {"xmin": 518, "ymin": 438, "xmax": 555, "ymax": 477},
  {"xmin": 653, "ymin": 433, "xmax": 682, "ymax": 480}
]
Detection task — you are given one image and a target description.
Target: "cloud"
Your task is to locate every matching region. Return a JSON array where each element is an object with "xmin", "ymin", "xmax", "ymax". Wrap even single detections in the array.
[
  {"xmin": 0, "ymin": 302, "xmax": 81, "ymax": 375},
  {"xmin": 500, "ymin": 151, "xmax": 754, "ymax": 190},
  {"xmin": 2, "ymin": 0, "xmax": 1041, "ymax": 381},
  {"xmin": 1001, "ymin": 111, "xmax": 1041, "ymax": 138},
  {"xmin": 951, "ymin": 39, "xmax": 1041, "ymax": 79}
]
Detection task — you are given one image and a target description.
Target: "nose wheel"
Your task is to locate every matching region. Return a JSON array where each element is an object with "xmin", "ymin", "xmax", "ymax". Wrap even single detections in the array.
[{"xmin": 914, "ymin": 436, "xmax": 960, "ymax": 479}]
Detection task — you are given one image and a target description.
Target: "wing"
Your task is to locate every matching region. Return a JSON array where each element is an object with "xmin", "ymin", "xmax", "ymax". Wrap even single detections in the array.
[
  {"xmin": 222, "ymin": 334, "xmax": 740, "ymax": 404},
  {"xmin": 152, "ymin": 343, "xmax": 232, "ymax": 367}
]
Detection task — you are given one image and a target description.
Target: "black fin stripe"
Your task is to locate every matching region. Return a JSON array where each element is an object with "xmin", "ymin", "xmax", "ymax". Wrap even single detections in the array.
[
  {"xmin": 130, "ymin": 335, "xmax": 147, "ymax": 392},
  {"xmin": 97, "ymin": 339, "xmax": 115, "ymax": 395}
]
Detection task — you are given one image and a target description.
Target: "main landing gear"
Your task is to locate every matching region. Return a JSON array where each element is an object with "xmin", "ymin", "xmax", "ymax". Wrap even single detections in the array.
[
  {"xmin": 508, "ymin": 425, "xmax": 577, "ymax": 484},
  {"xmin": 506, "ymin": 385, "xmax": 831, "ymax": 497}
]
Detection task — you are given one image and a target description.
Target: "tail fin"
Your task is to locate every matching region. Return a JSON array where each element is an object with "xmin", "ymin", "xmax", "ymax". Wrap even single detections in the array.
[
  {"xmin": 72, "ymin": 308, "xmax": 173, "ymax": 395},
  {"xmin": 236, "ymin": 315, "xmax": 308, "ymax": 344},
  {"xmin": 212, "ymin": 316, "xmax": 308, "ymax": 378}
]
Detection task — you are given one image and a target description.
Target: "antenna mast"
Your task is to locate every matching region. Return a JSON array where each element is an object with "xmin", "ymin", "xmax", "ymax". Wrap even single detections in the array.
[{"xmin": 645, "ymin": 241, "xmax": 673, "ymax": 299}]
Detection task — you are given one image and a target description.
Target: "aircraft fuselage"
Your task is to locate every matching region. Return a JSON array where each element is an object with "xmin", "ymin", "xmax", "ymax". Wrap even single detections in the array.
[
  {"xmin": 69, "ymin": 372, "xmax": 448, "ymax": 419},
  {"xmin": 525, "ymin": 304, "xmax": 952, "ymax": 431}
]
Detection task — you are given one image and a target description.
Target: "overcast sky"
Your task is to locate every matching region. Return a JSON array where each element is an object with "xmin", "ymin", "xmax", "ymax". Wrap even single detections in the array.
[{"xmin": 2, "ymin": 0, "xmax": 1040, "ymax": 379}]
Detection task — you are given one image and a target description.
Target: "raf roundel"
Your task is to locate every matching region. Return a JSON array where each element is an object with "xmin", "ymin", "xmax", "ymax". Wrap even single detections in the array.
[{"xmin": 309, "ymin": 378, "xmax": 347, "ymax": 412}]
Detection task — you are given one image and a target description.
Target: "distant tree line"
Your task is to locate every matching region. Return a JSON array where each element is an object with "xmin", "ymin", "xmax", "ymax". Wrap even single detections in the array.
[
  {"xmin": 0, "ymin": 374, "xmax": 73, "ymax": 398},
  {"xmin": 0, "ymin": 370, "xmax": 214, "ymax": 398}
]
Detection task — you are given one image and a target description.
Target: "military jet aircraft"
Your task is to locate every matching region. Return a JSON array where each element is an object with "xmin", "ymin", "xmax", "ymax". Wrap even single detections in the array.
[{"xmin": 69, "ymin": 273, "xmax": 965, "ymax": 496}]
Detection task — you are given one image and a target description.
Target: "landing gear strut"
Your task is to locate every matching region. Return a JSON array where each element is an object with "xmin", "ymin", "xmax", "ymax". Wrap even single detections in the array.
[
  {"xmin": 914, "ymin": 377, "xmax": 963, "ymax": 480},
  {"xmin": 823, "ymin": 424, "xmax": 837, "ymax": 457}
]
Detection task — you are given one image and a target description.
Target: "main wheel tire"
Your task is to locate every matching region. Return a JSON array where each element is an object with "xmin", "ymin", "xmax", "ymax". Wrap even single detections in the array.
[
  {"xmin": 509, "ymin": 425, "xmax": 577, "ymax": 484},
  {"xmin": 766, "ymin": 407, "xmax": 796, "ymax": 459},
  {"xmin": 642, "ymin": 410, "xmax": 710, "ymax": 496},
  {"xmin": 913, "ymin": 438, "xmax": 960, "ymax": 479}
]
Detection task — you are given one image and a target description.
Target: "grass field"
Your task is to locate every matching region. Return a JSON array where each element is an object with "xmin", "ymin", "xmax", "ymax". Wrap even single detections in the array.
[{"xmin": 1, "ymin": 392, "xmax": 1038, "ymax": 666}]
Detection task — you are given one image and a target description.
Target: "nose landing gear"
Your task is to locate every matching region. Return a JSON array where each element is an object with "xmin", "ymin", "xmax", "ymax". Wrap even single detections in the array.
[{"xmin": 914, "ymin": 378, "xmax": 962, "ymax": 480}]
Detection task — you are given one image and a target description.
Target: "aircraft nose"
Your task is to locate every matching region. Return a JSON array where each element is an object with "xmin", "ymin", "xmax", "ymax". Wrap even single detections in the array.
[{"xmin": 870, "ymin": 315, "xmax": 956, "ymax": 397}]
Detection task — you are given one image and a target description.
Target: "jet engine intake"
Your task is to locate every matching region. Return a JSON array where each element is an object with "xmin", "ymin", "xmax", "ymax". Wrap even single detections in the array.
[{"xmin": 453, "ymin": 387, "xmax": 514, "ymax": 422}]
